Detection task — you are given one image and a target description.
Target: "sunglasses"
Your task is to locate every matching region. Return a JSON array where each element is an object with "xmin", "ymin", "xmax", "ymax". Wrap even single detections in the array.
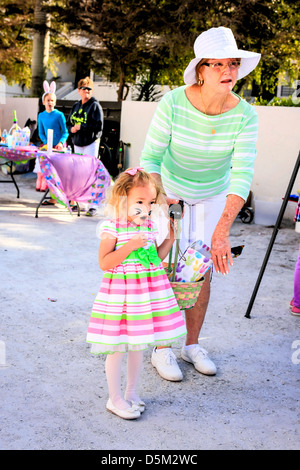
[{"xmin": 80, "ymin": 86, "xmax": 92, "ymax": 91}]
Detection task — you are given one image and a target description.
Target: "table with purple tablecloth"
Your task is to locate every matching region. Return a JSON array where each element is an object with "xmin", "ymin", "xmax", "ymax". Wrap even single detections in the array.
[
  {"xmin": 0, "ymin": 145, "xmax": 40, "ymax": 198},
  {"xmin": 38, "ymin": 151, "xmax": 111, "ymax": 215},
  {"xmin": 0, "ymin": 145, "xmax": 111, "ymax": 215},
  {"xmin": 0, "ymin": 145, "xmax": 40, "ymax": 163}
]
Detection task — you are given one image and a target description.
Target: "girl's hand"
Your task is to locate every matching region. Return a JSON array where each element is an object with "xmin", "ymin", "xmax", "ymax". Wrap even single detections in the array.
[
  {"xmin": 54, "ymin": 142, "xmax": 63, "ymax": 150},
  {"xmin": 128, "ymin": 233, "xmax": 148, "ymax": 251},
  {"xmin": 168, "ymin": 218, "xmax": 176, "ymax": 241},
  {"xmin": 165, "ymin": 196, "xmax": 178, "ymax": 206}
]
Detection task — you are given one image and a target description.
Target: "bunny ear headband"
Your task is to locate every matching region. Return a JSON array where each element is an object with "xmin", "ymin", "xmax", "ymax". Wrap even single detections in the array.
[{"xmin": 42, "ymin": 80, "xmax": 56, "ymax": 101}]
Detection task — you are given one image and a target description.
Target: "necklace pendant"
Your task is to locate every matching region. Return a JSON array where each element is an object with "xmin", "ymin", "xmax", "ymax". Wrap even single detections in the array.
[{"xmin": 211, "ymin": 128, "xmax": 216, "ymax": 134}]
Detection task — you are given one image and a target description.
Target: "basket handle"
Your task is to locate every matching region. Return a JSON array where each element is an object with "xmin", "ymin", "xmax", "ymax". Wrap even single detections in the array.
[
  {"xmin": 168, "ymin": 245, "xmax": 173, "ymax": 275},
  {"xmin": 170, "ymin": 219, "xmax": 181, "ymax": 282}
]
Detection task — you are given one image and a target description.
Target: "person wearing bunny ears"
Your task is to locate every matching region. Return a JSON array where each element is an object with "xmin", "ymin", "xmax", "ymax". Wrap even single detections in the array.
[{"xmin": 34, "ymin": 80, "xmax": 69, "ymax": 195}]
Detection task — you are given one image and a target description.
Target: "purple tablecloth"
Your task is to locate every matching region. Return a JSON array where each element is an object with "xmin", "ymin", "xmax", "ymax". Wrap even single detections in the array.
[
  {"xmin": 39, "ymin": 152, "xmax": 111, "ymax": 212},
  {"xmin": 0, "ymin": 145, "xmax": 39, "ymax": 163}
]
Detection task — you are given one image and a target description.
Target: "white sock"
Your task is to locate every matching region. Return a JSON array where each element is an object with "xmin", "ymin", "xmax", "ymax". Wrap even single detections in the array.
[
  {"xmin": 105, "ymin": 352, "xmax": 130, "ymax": 410},
  {"xmin": 184, "ymin": 344, "xmax": 198, "ymax": 350},
  {"xmin": 125, "ymin": 350, "xmax": 144, "ymax": 403}
]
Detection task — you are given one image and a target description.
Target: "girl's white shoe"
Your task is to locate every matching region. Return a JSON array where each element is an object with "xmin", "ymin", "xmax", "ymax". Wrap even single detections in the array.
[
  {"xmin": 130, "ymin": 400, "xmax": 146, "ymax": 413},
  {"xmin": 106, "ymin": 399, "xmax": 141, "ymax": 420}
]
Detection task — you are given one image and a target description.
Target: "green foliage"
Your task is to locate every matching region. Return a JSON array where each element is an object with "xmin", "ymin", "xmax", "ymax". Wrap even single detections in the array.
[
  {"xmin": 131, "ymin": 75, "xmax": 163, "ymax": 102},
  {"xmin": 0, "ymin": 0, "xmax": 299, "ymax": 101},
  {"xmin": 214, "ymin": 0, "xmax": 300, "ymax": 100},
  {"xmin": 0, "ymin": 0, "xmax": 35, "ymax": 87},
  {"xmin": 51, "ymin": 0, "xmax": 299, "ymax": 101},
  {"xmin": 254, "ymin": 96, "xmax": 300, "ymax": 106}
]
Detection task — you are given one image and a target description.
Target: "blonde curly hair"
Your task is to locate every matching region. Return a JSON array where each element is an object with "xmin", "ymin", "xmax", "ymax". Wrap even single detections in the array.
[{"xmin": 104, "ymin": 168, "xmax": 164, "ymax": 219}]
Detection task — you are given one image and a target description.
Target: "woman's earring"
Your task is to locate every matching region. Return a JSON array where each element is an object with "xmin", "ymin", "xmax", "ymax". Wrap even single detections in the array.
[{"xmin": 197, "ymin": 77, "xmax": 204, "ymax": 86}]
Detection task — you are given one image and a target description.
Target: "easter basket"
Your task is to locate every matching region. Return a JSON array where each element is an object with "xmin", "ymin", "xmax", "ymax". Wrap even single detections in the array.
[
  {"xmin": 165, "ymin": 220, "xmax": 212, "ymax": 310},
  {"xmin": 12, "ymin": 127, "xmax": 30, "ymax": 147},
  {"xmin": 167, "ymin": 275, "xmax": 204, "ymax": 310}
]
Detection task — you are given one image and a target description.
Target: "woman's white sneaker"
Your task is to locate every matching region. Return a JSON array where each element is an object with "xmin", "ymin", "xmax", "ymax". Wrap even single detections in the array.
[
  {"xmin": 151, "ymin": 347, "xmax": 183, "ymax": 381},
  {"xmin": 181, "ymin": 344, "xmax": 217, "ymax": 375}
]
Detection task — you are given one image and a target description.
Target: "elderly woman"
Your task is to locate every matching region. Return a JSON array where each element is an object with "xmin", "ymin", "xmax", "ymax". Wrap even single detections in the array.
[
  {"xmin": 67, "ymin": 77, "xmax": 103, "ymax": 216},
  {"xmin": 140, "ymin": 26, "xmax": 261, "ymax": 381}
]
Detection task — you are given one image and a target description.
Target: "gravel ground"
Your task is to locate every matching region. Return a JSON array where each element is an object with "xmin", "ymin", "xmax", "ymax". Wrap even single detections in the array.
[{"xmin": 0, "ymin": 171, "xmax": 299, "ymax": 450}]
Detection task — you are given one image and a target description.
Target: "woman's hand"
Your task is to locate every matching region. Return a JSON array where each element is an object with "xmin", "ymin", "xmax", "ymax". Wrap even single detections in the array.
[
  {"xmin": 210, "ymin": 194, "xmax": 245, "ymax": 274},
  {"xmin": 211, "ymin": 228, "xmax": 233, "ymax": 275},
  {"xmin": 54, "ymin": 142, "xmax": 63, "ymax": 150},
  {"xmin": 71, "ymin": 124, "xmax": 81, "ymax": 133}
]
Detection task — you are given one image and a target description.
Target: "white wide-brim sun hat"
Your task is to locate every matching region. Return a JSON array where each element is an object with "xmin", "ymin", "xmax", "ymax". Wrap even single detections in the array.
[{"xmin": 184, "ymin": 26, "xmax": 261, "ymax": 85}]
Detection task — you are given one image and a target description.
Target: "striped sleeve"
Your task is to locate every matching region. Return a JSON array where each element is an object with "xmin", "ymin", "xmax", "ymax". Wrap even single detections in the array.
[
  {"xmin": 228, "ymin": 107, "xmax": 258, "ymax": 201},
  {"xmin": 99, "ymin": 219, "xmax": 117, "ymax": 239}
]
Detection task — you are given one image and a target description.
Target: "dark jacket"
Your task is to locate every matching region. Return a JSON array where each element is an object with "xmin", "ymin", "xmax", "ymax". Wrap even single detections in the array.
[{"xmin": 66, "ymin": 97, "xmax": 102, "ymax": 147}]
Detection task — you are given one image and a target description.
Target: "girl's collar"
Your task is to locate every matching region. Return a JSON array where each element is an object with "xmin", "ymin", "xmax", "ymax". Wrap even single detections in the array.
[
  {"xmin": 114, "ymin": 217, "xmax": 152, "ymax": 229},
  {"xmin": 127, "ymin": 218, "xmax": 151, "ymax": 229}
]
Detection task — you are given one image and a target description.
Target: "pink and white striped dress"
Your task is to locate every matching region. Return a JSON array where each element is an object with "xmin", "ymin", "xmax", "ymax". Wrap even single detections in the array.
[{"xmin": 86, "ymin": 219, "xmax": 186, "ymax": 354}]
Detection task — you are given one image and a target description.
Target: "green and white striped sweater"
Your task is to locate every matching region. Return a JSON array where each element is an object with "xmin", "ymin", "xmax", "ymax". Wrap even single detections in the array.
[{"xmin": 140, "ymin": 86, "xmax": 258, "ymax": 202}]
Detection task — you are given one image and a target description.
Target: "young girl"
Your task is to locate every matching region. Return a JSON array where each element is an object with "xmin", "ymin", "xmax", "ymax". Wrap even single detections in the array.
[
  {"xmin": 34, "ymin": 81, "xmax": 69, "ymax": 194},
  {"xmin": 86, "ymin": 167, "xmax": 186, "ymax": 420}
]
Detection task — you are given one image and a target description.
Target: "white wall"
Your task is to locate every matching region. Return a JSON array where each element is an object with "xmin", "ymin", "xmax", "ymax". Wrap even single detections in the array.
[
  {"xmin": 0, "ymin": 75, "xmax": 32, "ymax": 98},
  {"xmin": 62, "ymin": 82, "xmax": 128, "ymax": 102},
  {"xmin": 252, "ymin": 106, "xmax": 300, "ymax": 221},
  {"xmin": 120, "ymin": 101, "xmax": 158, "ymax": 168},
  {"xmin": 63, "ymin": 82, "xmax": 172, "ymax": 102},
  {"xmin": 0, "ymin": 97, "xmax": 39, "ymax": 131}
]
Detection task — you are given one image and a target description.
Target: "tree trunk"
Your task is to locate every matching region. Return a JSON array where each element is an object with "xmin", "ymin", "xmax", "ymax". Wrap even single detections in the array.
[
  {"xmin": 117, "ymin": 65, "xmax": 129, "ymax": 101},
  {"xmin": 31, "ymin": 0, "xmax": 51, "ymax": 97}
]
